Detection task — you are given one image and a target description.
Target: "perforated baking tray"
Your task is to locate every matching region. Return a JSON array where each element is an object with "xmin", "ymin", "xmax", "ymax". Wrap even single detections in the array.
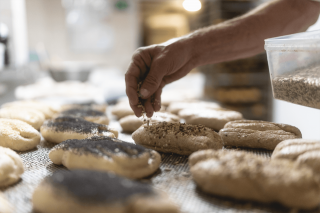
[{"xmin": 1, "ymin": 121, "xmax": 317, "ymax": 213}]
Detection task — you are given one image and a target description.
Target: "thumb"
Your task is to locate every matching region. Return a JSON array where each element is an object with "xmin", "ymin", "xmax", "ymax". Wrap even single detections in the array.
[{"xmin": 139, "ymin": 59, "xmax": 167, "ymax": 99}]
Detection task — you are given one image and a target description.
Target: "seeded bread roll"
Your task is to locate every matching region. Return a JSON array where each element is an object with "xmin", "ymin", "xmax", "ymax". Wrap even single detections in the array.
[
  {"xmin": 0, "ymin": 107, "xmax": 45, "ymax": 130},
  {"xmin": 272, "ymin": 139, "xmax": 320, "ymax": 174},
  {"xmin": 0, "ymin": 193, "xmax": 14, "ymax": 213},
  {"xmin": 41, "ymin": 116, "xmax": 118, "ymax": 144},
  {"xmin": 219, "ymin": 120, "xmax": 302, "ymax": 150},
  {"xmin": 0, "ymin": 147, "xmax": 24, "ymax": 187},
  {"xmin": 189, "ymin": 149, "xmax": 320, "ymax": 210},
  {"xmin": 32, "ymin": 170, "xmax": 180, "ymax": 213},
  {"xmin": 179, "ymin": 108, "xmax": 243, "ymax": 131},
  {"xmin": 0, "ymin": 118, "xmax": 41, "ymax": 151},
  {"xmin": 49, "ymin": 136, "xmax": 161, "ymax": 179},
  {"xmin": 1, "ymin": 100, "xmax": 57, "ymax": 119},
  {"xmin": 132, "ymin": 122, "xmax": 223, "ymax": 155},
  {"xmin": 120, "ymin": 112, "xmax": 180, "ymax": 133},
  {"xmin": 58, "ymin": 108, "xmax": 109, "ymax": 125}
]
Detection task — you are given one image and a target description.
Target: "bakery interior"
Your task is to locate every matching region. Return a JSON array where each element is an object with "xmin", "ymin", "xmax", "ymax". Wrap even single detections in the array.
[{"xmin": 1, "ymin": 0, "xmax": 320, "ymax": 213}]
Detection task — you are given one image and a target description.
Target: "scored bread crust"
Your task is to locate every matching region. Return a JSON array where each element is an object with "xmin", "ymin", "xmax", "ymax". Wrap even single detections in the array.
[
  {"xmin": 132, "ymin": 124, "xmax": 222, "ymax": 155},
  {"xmin": 189, "ymin": 149, "xmax": 320, "ymax": 210},
  {"xmin": 179, "ymin": 108, "xmax": 243, "ymax": 131},
  {"xmin": 272, "ymin": 139, "xmax": 320, "ymax": 174},
  {"xmin": 219, "ymin": 120, "xmax": 302, "ymax": 150}
]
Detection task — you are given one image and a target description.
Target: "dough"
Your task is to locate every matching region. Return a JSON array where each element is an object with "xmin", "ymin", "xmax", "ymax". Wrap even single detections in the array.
[
  {"xmin": 120, "ymin": 112, "xmax": 180, "ymax": 133},
  {"xmin": 41, "ymin": 116, "xmax": 118, "ymax": 144},
  {"xmin": 219, "ymin": 120, "xmax": 302, "ymax": 150},
  {"xmin": 132, "ymin": 122, "xmax": 222, "ymax": 155},
  {"xmin": 179, "ymin": 108, "xmax": 243, "ymax": 131},
  {"xmin": 0, "ymin": 107, "xmax": 45, "ymax": 130},
  {"xmin": 111, "ymin": 101, "xmax": 134, "ymax": 119},
  {"xmin": 59, "ymin": 103, "xmax": 107, "ymax": 113},
  {"xmin": 0, "ymin": 147, "xmax": 24, "ymax": 187},
  {"xmin": 49, "ymin": 136, "xmax": 161, "ymax": 179},
  {"xmin": 1, "ymin": 101, "xmax": 57, "ymax": 119},
  {"xmin": 272, "ymin": 139, "xmax": 320, "ymax": 173},
  {"xmin": 33, "ymin": 170, "xmax": 180, "ymax": 213},
  {"xmin": 58, "ymin": 108, "xmax": 109, "ymax": 125},
  {"xmin": 0, "ymin": 193, "xmax": 14, "ymax": 213},
  {"xmin": 0, "ymin": 118, "xmax": 41, "ymax": 151},
  {"xmin": 189, "ymin": 149, "xmax": 320, "ymax": 210},
  {"xmin": 167, "ymin": 101, "xmax": 221, "ymax": 115}
]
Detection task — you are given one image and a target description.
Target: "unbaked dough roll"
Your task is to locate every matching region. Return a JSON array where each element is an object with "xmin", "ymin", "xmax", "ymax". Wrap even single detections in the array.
[
  {"xmin": 1, "ymin": 101, "xmax": 57, "ymax": 119},
  {"xmin": 59, "ymin": 103, "xmax": 107, "ymax": 113},
  {"xmin": 111, "ymin": 101, "xmax": 134, "ymax": 119},
  {"xmin": 167, "ymin": 101, "xmax": 221, "ymax": 115},
  {"xmin": 0, "ymin": 118, "xmax": 41, "ymax": 151},
  {"xmin": 0, "ymin": 193, "xmax": 14, "ymax": 213},
  {"xmin": 49, "ymin": 136, "xmax": 161, "ymax": 179},
  {"xmin": 219, "ymin": 120, "xmax": 302, "ymax": 150},
  {"xmin": 272, "ymin": 139, "xmax": 320, "ymax": 174},
  {"xmin": 179, "ymin": 108, "xmax": 243, "ymax": 131},
  {"xmin": 0, "ymin": 107, "xmax": 45, "ymax": 130},
  {"xmin": 32, "ymin": 170, "xmax": 180, "ymax": 213},
  {"xmin": 189, "ymin": 149, "xmax": 320, "ymax": 210},
  {"xmin": 41, "ymin": 116, "xmax": 118, "ymax": 144},
  {"xmin": 57, "ymin": 108, "xmax": 109, "ymax": 125},
  {"xmin": 132, "ymin": 122, "xmax": 222, "ymax": 155},
  {"xmin": 0, "ymin": 147, "xmax": 24, "ymax": 187}
]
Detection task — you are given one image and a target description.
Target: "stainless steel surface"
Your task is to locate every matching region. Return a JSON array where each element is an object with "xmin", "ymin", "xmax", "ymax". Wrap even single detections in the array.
[{"xmin": 1, "ymin": 119, "xmax": 318, "ymax": 213}]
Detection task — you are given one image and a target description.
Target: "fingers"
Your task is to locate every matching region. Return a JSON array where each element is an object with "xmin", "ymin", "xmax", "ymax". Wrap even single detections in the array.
[
  {"xmin": 144, "ymin": 97, "xmax": 154, "ymax": 118},
  {"xmin": 152, "ymin": 83, "xmax": 164, "ymax": 112},
  {"xmin": 125, "ymin": 48, "xmax": 153, "ymax": 116},
  {"xmin": 139, "ymin": 57, "xmax": 168, "ymax": 99}
]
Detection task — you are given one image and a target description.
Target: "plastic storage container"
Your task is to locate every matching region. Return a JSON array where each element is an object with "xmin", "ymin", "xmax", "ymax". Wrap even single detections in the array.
[{"xmin": 265, "ymin": 30, "xmax": 320, "ymax": 109}]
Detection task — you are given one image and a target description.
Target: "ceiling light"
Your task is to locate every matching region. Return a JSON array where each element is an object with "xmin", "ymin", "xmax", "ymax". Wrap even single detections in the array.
[{"xmin": 183, "ymin": 0, "xmax": 201, "ymax": 12}]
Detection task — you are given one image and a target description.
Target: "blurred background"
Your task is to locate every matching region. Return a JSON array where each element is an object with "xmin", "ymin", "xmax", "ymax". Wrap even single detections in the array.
[{"xmin": 1, "ymin": 0, "xmax": 320, "ymax": 139}]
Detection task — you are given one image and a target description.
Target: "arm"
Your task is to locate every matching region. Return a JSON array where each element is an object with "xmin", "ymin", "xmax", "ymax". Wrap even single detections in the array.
[{"xmin": 126, "ymin": 0, "xmax": 320, "ymax": 117}]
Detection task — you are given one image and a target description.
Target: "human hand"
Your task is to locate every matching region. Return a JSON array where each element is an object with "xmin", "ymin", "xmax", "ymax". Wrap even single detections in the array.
[{"xmin": 125, "ymin": 36, "xmax": 197, "ymax": 118}]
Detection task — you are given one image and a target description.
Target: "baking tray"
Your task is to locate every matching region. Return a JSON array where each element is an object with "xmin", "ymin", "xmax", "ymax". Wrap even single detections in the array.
[{"xmin": 1, "ymin": 121, "xmax": 318, "ymax": 213}]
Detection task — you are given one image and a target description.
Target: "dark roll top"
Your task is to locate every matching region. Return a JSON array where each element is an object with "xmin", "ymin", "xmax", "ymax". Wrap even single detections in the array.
[
  {"xmin": 54, "ymin": 136, "xmax": 148, "ymax": 157},
  {"xmin": 43, "ymin": 116, "xmax": 110, "ymax": 134},
  {"xmin": 59, "ymin": 108, "xmax": 105, "ymax": 117},
  {"xmin": 47, "ymin": 170, "xmax": 154, "ymax": 203}
]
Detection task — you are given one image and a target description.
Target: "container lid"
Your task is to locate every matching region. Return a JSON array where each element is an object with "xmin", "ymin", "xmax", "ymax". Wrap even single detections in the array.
[{"xmin": 265, "ymin": 30, "xmax": 320, "ymax": 49}]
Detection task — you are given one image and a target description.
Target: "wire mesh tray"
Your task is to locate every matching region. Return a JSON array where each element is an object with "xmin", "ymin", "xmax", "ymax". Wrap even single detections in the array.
[{"xmin": 1, "ymin": 121, "xmax": 318, "ymax": 213}]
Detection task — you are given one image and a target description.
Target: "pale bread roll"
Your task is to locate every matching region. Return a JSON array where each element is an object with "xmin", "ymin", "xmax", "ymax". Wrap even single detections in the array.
[
  {"xmin": 0, "ymin": 193, "xmax": 14, "ymax": 213},
  {"xmin": 0, "ymin": 107, "xmax": 45, "ymax": 130},
  {"xmin": 0, "ymin": 147, "xmax": 24, "ymax": 187},
  {"xmin": 0, "ymin": 118, "xmax": 41, "ymax": 151},
  {"xmin": 1, "ymin": 101, "xmax": 57, "ymax": 119}
]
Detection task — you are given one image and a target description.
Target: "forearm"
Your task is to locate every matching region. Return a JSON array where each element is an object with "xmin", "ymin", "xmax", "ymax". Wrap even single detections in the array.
[{"xmin": 188, "ymin": 0, "xmax": 320, "ymax": 66}]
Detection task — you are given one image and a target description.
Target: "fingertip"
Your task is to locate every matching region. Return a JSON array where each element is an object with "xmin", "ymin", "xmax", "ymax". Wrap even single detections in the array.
[{"xmin": 147, "ymin": 111, "xmax": 154, "ymax": 118}]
